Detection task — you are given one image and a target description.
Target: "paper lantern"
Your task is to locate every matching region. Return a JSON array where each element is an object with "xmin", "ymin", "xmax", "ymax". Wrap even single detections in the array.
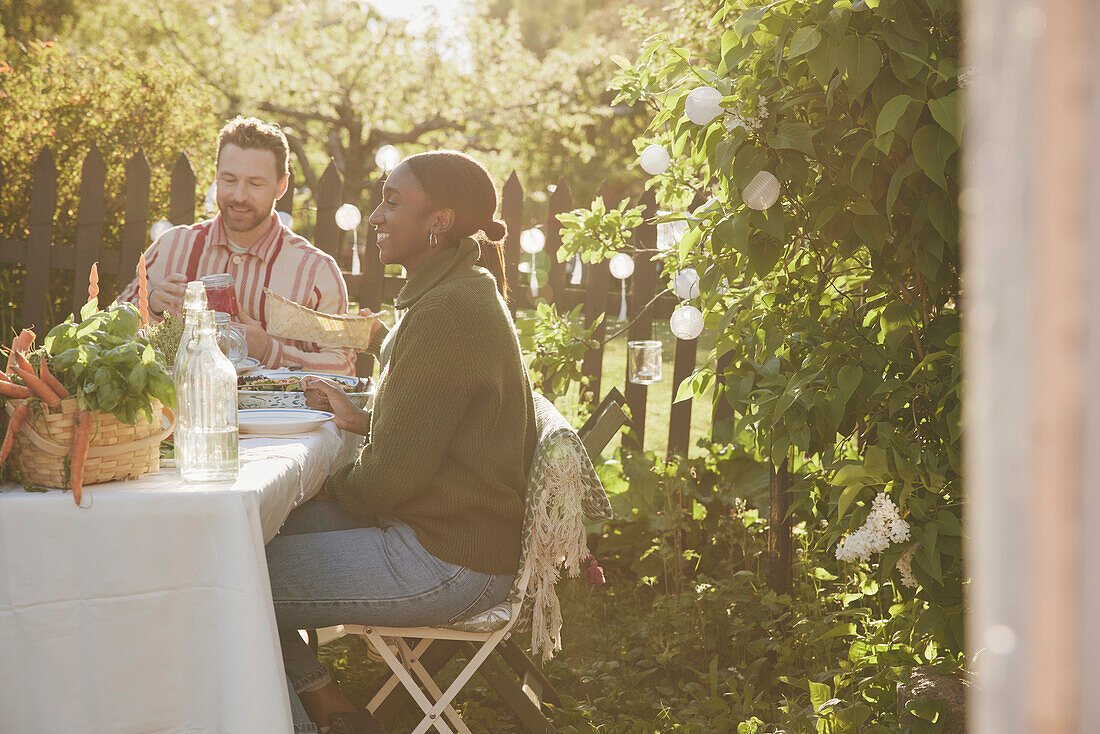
[
  {"xmin": 277, "ymin": 211, "xmax": 293, "ymax": 229},
  {"xmin": 639, "ymin": 144, "xmax": 671, "ymax": 175},
  {"xmin": 204, "ymin": 182, "xmax": 217, "ymax": 214},
  {"xmin": 335, "ymin": 203, "xmax": 362, "ymax": 231},
  {"xmin": 374, "ymin": 145, "xmax": 402, "ymax": 173},
  {"xmin": 520, "ymin": 228, "xmax": 546, "ymax": 254},
  {"xmin": 656, "ymin": 218, "xmax": 688, "ymax": 251},
  {"xmin": 150, "ymin": 220, "xmax": 173, "ymax": 241},
  {"xmin": 673, "ymin": 268, "xmax": 700, "ymax": 300},
  {"xmin": 742, "ymin": 171, "xmax": 781, "ymax": 210},
  {"xmin": 609, "ymin": 252, "xmax": 635, "ymax": 280},
  {"xmin": 685, "ymin": 86, "xmax": 723, "ymax": 125},
  {"xmin": 670, "ymin": 305, "xmax": 704, "ymax": 340}
]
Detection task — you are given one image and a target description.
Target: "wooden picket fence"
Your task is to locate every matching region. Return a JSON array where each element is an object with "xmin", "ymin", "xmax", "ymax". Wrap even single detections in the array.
[{"xmin": 0, "ymin": 147, "xmax": 738, "ymax": 456}]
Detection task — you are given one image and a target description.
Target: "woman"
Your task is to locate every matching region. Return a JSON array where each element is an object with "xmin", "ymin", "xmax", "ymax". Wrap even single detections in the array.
[{"xmin": 266, "ymin": 151, "xmax": 537, "ymax": 734}]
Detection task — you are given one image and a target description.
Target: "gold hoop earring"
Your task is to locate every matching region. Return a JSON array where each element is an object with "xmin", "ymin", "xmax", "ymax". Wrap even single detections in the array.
[{"xmin": 429, "ymin": 232, "xmax": 439, "ymax": 249}]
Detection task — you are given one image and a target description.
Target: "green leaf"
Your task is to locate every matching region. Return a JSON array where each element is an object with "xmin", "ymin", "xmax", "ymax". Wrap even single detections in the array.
[
  {"xmin": 787, "ymin": 27, "xmax": 822, "ymax": 58},
  {"xmin": 886, "ymin": 156, "xmax": 920, "ymax": 219},
  {"xmin": 875, "ymin": 94, "xmax": 915, "ymax": 138},
  {"xmin": 816, "ymin": 622, "xmax": 857, "ymax": 640},
  {"xmin": 838, "ymin": 363, "xmax": 862, "ymax": 404},
  {"xmin": 767, "ymin": 121, "xmax": 816, "ymax": 157},
  {"xmin": 912, "ymin": 124, "xmax": 959, "ymax": 191},
  {"xmin": 733, "ymin": 5, "xmax": 770, "ymax": 41},
  {"xmin": 906, "ymin": 698, "xmax": 943, "ymax": 723},
  {"xmin": 808, "ymin": 681, "xmax": 832, "ymax": 712},
  {"xmin": 714, "ymin": 213, "xmax": 750, "ymax": 253},
  {"xmin": 838, "ymin": 35, "xmax": 882, "ymax": 100},
  {"xmin": 836, "ymin": 482, "xmax": 865, "ymax": 518},
  {"xmin": 929, "ymin": 90, "xmax": 964, "ymax": 144}
]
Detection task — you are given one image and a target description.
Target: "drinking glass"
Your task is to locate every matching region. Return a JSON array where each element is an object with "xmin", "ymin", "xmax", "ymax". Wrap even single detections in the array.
[
  {"xmin": 213, "ymin": 311, "xmax": 248, "ymax": 365},
  {"xmin": 627, "ymin": 340, "xmax": 662, "ymax": 385},
  {"xmin": 201, "ymin": 273, "xmax": 239, "ymax": 318}
]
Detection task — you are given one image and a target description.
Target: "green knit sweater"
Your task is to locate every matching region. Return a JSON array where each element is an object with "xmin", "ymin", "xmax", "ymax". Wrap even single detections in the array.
[{"xmin": 324, "ymin": 239, "xmax": 537, "ymax": 575}]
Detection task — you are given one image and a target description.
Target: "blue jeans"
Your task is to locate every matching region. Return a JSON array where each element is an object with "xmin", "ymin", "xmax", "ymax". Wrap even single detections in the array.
[{"xmin": 266, "ymin": 501, "xmax": 514, "ymax": 733}]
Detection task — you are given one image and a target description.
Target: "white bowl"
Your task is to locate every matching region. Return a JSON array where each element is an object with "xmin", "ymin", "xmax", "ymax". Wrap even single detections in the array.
[{"xmin": 237, "ymin": 371, "xmax": 374, "ymax": 410}]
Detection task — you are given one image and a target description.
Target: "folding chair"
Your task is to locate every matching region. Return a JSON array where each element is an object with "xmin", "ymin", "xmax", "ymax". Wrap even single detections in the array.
[{"xmin": 331, "ymin": 391, "xmax": 622, "ymax": 734}]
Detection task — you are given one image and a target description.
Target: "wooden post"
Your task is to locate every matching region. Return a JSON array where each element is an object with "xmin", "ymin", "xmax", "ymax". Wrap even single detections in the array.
[
  {"xmin": 23, "ymin": 149, "xmax": 56, "ymax": 331},
  {"xmin": 314, "ymin": 161, "xmax": 343, "ymax": 259},
  {"xmin": 356, "ymin": 176, "xmax": 386, "ymax": 378},
  {"xmin": 119, "ymin": 151, "xmax": 152, "ymax": 300},
  {"xmin": 501, "ymin": 172, "xmax": 523, "ymax": 315},
  {"xmin": 544, "ymin": 178, "xmax": 570, "ymax": 304},
  {"xmin": 667, "ymin": 335, "xmax": 698, "ymax": 455},
  {"xmin": 622, "ymin": 188, "xmax": 657, "ymax": 451},
  {"xmin": 767, "ymin": 459, "xmax": 791, "ymax": 594},
  {"xmin": 168, "ymin": 153, "xmax": 195, "ymax": 226},
  {"xmin": 73, "ymin": 147, "xmax": 105, "ymax": 315}
]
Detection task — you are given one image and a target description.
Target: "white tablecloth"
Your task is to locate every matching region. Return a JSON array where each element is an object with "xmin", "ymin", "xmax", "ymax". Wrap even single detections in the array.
[{"xmin": 0, "ymin": 424, "xmax": 362, "ymax": 734}]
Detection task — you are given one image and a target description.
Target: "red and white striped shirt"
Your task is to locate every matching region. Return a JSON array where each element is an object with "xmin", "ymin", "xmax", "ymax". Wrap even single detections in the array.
[{"xmin": 119, "ymin": 213, "xmax": 356, "ymax": 375}]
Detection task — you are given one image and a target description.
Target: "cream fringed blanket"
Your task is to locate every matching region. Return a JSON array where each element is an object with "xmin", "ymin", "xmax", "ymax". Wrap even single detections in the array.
[
  {"xmin": 262, "ymin": 288, "xmax": 378, "ymax": 349},
  {"xmin": 515, "ymin": 394, "xmax": 614, "ymax": 661}
]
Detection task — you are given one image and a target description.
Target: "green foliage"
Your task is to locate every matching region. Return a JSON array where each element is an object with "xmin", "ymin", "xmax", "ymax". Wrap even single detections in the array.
[
  {"xmin": 516, "ymin": 302, "xmax": 602, "ymax": 402},
  {"xmin": 146, "ymin": 311, "xmax": 184, "ymax": 369},
  {"xmin": 43, "ymin": 301, "xmax": 176, "ymax": 422},
  {"xmin": 557, "ymin": 197, "xmax": 646, "ymax": 263}
]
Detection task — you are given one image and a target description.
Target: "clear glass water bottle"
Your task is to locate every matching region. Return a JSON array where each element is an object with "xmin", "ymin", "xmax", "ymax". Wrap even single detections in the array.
[
  {"xmin": 174, "ymin": 281, "xmax": 208, "ymax": 377},
  {"xmin": 176, "ymin": 310, "xmax": 239, "ymax": 482}
]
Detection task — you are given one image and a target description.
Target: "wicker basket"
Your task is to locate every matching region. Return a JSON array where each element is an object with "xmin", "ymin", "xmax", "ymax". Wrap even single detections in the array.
[{"xmin": 3, "ymin": 397, "xmax": 174, "ymax": 489}]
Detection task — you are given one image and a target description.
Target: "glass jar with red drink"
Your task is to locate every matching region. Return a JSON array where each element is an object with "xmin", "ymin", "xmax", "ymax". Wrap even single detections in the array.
[{"xmin": 200, "ymin": 273, "xmax": 239, "ymax": 318}]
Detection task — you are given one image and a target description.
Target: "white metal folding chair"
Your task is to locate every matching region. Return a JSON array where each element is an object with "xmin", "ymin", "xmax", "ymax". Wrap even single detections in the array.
[{"xmin": 338, "ymin": 393, "xmax": 614, "ymax": 734}]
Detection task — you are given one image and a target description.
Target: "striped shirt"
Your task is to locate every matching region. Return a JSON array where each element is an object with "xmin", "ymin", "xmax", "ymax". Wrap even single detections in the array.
[{"xmin": 119, "ymin": 213, "xmax": 356, "ymax": 375}]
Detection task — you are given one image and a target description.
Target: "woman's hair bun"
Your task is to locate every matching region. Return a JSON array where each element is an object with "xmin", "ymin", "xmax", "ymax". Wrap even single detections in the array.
[{"xmin": 483, "ymin": 219, "xmax": 507, "ymax": 241}]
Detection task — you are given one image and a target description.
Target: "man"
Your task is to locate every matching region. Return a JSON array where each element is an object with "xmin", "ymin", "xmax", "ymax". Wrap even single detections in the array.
[{"xmin": 119, "ymin": 116, "xmax": 355, "ymax": 375}]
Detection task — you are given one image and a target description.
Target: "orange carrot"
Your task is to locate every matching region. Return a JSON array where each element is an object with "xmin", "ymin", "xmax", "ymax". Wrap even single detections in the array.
[
  {"xmin": 5, "ymin": 329, "xmax": 35, "ymax": 374},
  {"xmin": 70, "ymin": 409, "xmax": 91, "ymax": 506},
  {"xmin": 0, "ymin": 381, "xmax": 32, "ymax": 399},
  {"xmin": 0, "ymin": 402, "xmax": 29, "ymax": 468},
  {"xmin": 11, "ymin": 352, "xmax": 61, "ymax": 407},
  {"xmin": 38, "ymin": 358, "xmax": 70, "ymax": 399}
]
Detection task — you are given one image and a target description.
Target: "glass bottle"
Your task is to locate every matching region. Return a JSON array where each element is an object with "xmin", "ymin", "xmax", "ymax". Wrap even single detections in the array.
[
  {"xmin": 176, "ymin": 310, "xmax": 239, "ymax": 482},
  {"xmin": 174, "ymin": 281, "xmax": 208, "ymax": 377}
]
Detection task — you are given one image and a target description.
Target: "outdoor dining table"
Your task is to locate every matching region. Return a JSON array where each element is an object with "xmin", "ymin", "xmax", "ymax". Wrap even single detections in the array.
[{"xmin": 0, "ymin": 421, "xmax": 363, "ymax": 734}]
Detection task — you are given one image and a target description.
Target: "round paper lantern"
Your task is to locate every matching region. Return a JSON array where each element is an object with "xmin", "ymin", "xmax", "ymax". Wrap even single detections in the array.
[
  {"xmin": 150, "ymin": 220, "xmax": 173, "ymax": 241},
  {"xmin": 374, "ymin": 144, "xmax": 402, "ymax": 173},
  {"xmin": 673, "ymin": 268, "xmax": 700, "ymax": 300},
  {"xmin": 277, "ymin": 210, "xmax": 293, "ymax": 229},
  {"xmin": 609, "ymin": 252, "xmax": 635, "ymax": 280},
  {"xmin": 742, "ymin": 170, "xmax": 781, "ymax": 210},
  {"xmin": 335, "ymin": 203, "xmax": 362, "ymax": 231},
  {"xmin": 685, "ymin": 86, "xmax": 724, "ymax": 125},
  {"xmin": 670, "ymin": 305, "xmax": 704, "ymax": 340},
  {"xmin": 639, "ymin": 144, "xmax": 671, "ymax": 175},
  {"xmin": 520, "ymin": 228, "xmax": 545, "ymax": 254},
  {"xmin": 204, "ymin": 182, "xmax": 217, "ymax": 214}
]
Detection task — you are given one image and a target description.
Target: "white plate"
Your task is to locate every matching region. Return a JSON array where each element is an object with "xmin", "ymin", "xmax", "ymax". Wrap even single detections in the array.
[
  {"xmin": 235, "ymin": 357, "xmax": 261, "ymax": 375},
  {"xmin": 238, "ymin": 408, "xmax": 334, "ymax": 435}
]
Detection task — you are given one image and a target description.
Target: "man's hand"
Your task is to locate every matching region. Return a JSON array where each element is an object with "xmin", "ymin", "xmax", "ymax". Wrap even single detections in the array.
[
  {"xmin": 235, "ymin": 310, "xmax": 270, "ymax": 360},
  {"xmin": 149, "ymin": 273, "xmax": 188, "ymax": 316}
]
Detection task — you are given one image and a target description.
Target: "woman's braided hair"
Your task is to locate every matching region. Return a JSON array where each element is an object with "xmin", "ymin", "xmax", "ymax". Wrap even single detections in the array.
[{"xmin": 404, "ymin": 150, "xmax": 509, "ymax": 299}]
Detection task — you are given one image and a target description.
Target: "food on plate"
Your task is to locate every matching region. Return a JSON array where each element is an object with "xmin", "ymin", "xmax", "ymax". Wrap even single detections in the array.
[{"xmin": 238, "ymin": 374, "xmax": 371, "ymax": 394}]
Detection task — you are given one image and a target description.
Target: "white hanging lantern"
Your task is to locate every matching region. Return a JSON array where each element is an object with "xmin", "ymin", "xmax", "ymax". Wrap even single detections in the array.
[
  {"xmin": 335, "ymin": 203, "xmax": 362, "ymax": 231},
  {"xmin": 656, "ymin": 218, "xmax": 688, "ymax": 251},
  {"xmin": 670, "ymin": 304, "xmax": 704, "ymax": 340},
  {"xmin": 204, "ymin": 182, "xmax": 217, "ymax": 214},
  {"xmin": 685, "ymin": 86, "xmax": 724, "ymax": 125},
  {"xmin": 639, "ymin": 144, "xmax": 671, "ymax": 175},
  {"xmin": 742, "ymin": 170, "xmax": 781, "ymax": 210},
  {"xmin": 150, "ymin": 220, "xmax": 173, "ymax": 241},
  {"xmin": 277, "ymin": 210, "xmax": 294, "ymax": 229},
  {"xmin": 673, "ymin": 268, "xmax": 700, "ymax": 300},
  {"xmin": 569, "ymin": 254, "xmax": 584, "ymax": 285},
  {"xmin": 520, "ymin": 228, "xmax": 546, "ymax": 254},
  {"xmin": 609, "ymin": 253, "xmax": 635, "ymax": 321},
  {"xmin": 374, "ymin": 144, "xmax": 402, "ymax": 173}
]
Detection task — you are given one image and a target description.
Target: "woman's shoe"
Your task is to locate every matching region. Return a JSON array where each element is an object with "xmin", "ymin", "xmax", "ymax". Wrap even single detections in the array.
[{"xmin": 327, "ymin": 710, "xmax": 387, "ymax": 734}]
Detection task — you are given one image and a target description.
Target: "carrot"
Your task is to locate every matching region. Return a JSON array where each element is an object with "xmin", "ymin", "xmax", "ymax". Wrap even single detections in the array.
[
  {"xmin": 70, "ymin": 409, "xmax": 91, "ymax": 506},
  {"xmin": 5, "ymin": 330, "xmax": 35, "ymax": 374},
  {"xmin": 0, "ymin": 381, "xmax": 32, "ymax": 399},
  {"xmin": 0, "ymin": 402, "xmax": 29, "ymax": 468},
  {"xmin": 38, "ymin": 358, "xmax": 70, "ymax": 399},
  {"xmin": 11, "ymin": 352, "xmax": 61, "ymax": 407}
]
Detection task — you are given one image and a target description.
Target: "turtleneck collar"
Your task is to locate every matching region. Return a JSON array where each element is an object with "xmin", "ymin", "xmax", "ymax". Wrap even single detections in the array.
[{"xmin": 394, "ymin": 237, "xmax": 481, "ymax": 310}]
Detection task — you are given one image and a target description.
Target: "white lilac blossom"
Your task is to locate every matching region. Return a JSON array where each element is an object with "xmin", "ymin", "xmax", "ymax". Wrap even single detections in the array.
[
  {"xmin": 896, "ymin": 546, "xmax": 919, "ymax": 588},
  {"xmin": 835, "ymin": 492, "xmax": 911, "ymax": 563}
]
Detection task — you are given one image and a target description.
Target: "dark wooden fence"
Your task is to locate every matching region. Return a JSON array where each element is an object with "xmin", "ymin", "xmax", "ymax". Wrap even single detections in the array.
[{"xmin": 0, "ymin": 148, "xmax": 738, "ymax": 456}]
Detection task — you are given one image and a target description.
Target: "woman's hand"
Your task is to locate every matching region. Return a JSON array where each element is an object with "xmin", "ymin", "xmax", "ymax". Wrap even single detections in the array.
[{"xmin": 301, "ymin": 376, "xmax": 370, "ymax": 435}]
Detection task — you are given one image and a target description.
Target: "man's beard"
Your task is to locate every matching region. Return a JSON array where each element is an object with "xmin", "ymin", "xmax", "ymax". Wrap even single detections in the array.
[{"xmin": 221, "ymin": 202, "xmax": 269, "ymax": 233}]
